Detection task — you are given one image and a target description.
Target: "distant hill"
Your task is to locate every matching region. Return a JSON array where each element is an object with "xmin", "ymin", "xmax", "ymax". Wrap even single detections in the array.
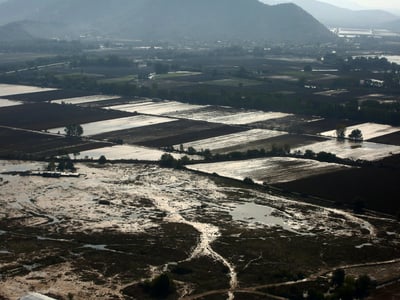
[
  {"xmin": 0, "ymin": 0, "xmax": 57, "ymax": 26},
  {"xmin": 383, "ymin": 19, "xmax": 400, "ymax": 33},
  {"xmin": 0, "ymin": 0, "xmax": 333, "ymax": 43},
  {"xmin": 261, "ymin": 0, "xmax": 399, "ymax": 28},
  {"xmin": 0, "ymin": 22, "xmax": 33, "ymax": 41}
]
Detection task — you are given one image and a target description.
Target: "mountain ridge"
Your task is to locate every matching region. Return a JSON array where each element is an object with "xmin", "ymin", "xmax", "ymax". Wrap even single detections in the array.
[
  {"xmin": 261, "ymin": 0, "xmax": 399, "ymax": 29},
  {"xmin": 0, "ymin": 0, "xmax": 334, "ymax": 43}
]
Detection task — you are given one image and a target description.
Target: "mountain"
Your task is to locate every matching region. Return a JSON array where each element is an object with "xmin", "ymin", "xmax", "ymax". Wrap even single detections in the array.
[
  {"xmin": 0, "ymin": 0, "xmax": 57, "ymax": 26},
  {"xmin": 0, "ymin": 0, "xmax": 333, "ymax": 43},
  {"xmin": 0, "ymin": 22, "xmax": 33, "ymax": 41},
  {"xmin": 261, "ymin": 0, "xmax": 399, "ymax": 28},
  {"xmin": 383, "ymin": 19, "xmax": 400, "ymax": 32}
]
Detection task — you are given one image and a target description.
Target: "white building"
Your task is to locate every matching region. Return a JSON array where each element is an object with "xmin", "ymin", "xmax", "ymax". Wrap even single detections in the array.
[{"xmin": 20, "ymin": 293, "xmax": 57, "ymax": 300}]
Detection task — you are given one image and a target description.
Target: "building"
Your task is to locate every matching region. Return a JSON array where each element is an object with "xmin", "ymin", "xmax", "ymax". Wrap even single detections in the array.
[{"xmin": 20, "ymin": 293, "xmax": 57, "ymax": 300}]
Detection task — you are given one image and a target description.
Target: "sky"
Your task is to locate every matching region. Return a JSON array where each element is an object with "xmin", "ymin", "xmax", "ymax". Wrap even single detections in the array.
[{"xmin": 318, "ymin": 0, "xmax": 400, "ymax": 11}]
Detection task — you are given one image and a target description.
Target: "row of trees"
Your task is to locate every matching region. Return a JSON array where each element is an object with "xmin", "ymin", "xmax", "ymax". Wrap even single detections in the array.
[
  {"xmin": 160, "ymin": 143, "xmax": 367, "ymax": 171},
  {"xmin": 3, "ymin": 65, "xmax": 400, "ymax": 126},
  {"xmin": 336, "ymin": 126, "xmax": 363, "ymax": 141},
  {"xmin": 47, "ymin": 156, "xmax": 76, "ymax": 172},
  {"xmin": 328, "ymin": 269, "xmax": 375, "ymax": 300}
]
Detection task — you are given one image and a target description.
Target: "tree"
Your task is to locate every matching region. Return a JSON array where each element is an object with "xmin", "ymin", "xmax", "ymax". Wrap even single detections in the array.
[
  {"xmin": 159, "ymin": 153, "xmax": 176, "ymax": 168},
  {"xmin": 141, "ymin": 273, "xmax": 176, "ymax": 298},
  {"xmin": 64, "ymin": 124, "xmax": 83, "ymax": 137},
  {"xmin": 304, "ymin": 149, "xmax": 316, "ymax": 159},
  {"xmin": 336, "ymin": 125, "xmax": 347, "ymax": 139},
  {"xmin": 98, "ymin": 155, "xmax": 107, "ymax": 165},
  {"xmin": 47, "ymin": 160, "xmax": 56, "ymax": 171},
  {"xmin": 348, "ymin": 129, "xmax": 363, "ymax": 141},
  {"xmin": 243, "ymin": 177, "xmax": 255, "ymax": 185},
  {"xmin": 56, "ymin": 160, "xmax": 66, "ymax": 171},
  {"xmin": 56, "ymin": 156, "xmax": 75, "ymax": 172},
  {"xmin": 317, "ymin": 151, "xmax": 337, "ymax": 162},
  {"xmin": 187, "ymin": 147, "xmax": 197, "ymax": 155},
  {"xmin": 355, "ymin": 275, "xmax": 374, "ymax": 298},
  {"xmin": 65, "ymin": 159, "xmax": 75, "ymax": 171},
  {"xmin": 304, "ymin": 65, "xmax": 312, "ymax": 72},
  {"xmin": 331, "ymin": 269, "xmax": 345, "ymax": 287}
]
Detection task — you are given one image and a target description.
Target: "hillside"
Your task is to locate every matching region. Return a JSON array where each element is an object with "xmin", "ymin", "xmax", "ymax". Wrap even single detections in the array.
[
  {"xmin": 384, "ymin": 19, "xmax": 400, "ymax": 33},
  {"xmin": 261, "ymin": 0, "xmax": 398, "ymax": 28},
  {"xmin": 0, "ymin": 0, "xmax": 333, "ymax": 42},
  {"xmin": 0, "ymin": 22, "xmax": 33, "ymax": 41}
]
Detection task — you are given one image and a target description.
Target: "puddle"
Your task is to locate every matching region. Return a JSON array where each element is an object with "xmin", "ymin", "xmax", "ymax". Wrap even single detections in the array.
[
  {"xmin": 82, "ymin": 244, "xmax": 109, "ymax": 251},
  {"xmin": 23, "ymin": 263, "xmax": 42, "ymax": 271},
  {"xmin": 0, "ymin": 161, "xmax": 44, "ymax": 173},
  {"xmin": 230, "ymin": 202, "xmax": 291, "ymax": 231},
  {"xmin": 355, "ymin": 243, "xmax": 373, "ymax": 249},
  {"xmin": 0, "ymin": 99, "xmax": 23, "ymax": 108},
  {"xmin": 82, "ymin": 244, "xmax": 122, "ymax": 254}
]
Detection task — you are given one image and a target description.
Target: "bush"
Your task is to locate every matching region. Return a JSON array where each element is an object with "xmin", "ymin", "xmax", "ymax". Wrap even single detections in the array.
[
  {"xmin": 141, "ymin": 273, "xmax": 175, "ymax": 298},
  {"xmin": 331, "ymin": 269, "xmax": 345, "ymax": 287},
  {"xmin": 98, "ymin": 155, "xmax": 107, "ymax": 164},
  {"xmin": 243, "ymin": 177, "xmax": 255, "ymax": 185}
]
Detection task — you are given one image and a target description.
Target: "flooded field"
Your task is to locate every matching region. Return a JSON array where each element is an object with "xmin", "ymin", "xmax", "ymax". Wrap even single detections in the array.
[
  {"xmin": 0, "ymin": 99, "xmax": 22, "ymax": 108},
  {"xmin": 52, "ymin": 95, "xmax": 121, "ymax": 105},
  {"xmin": 320, "ymin": 122, "xmax": 400, "ymax": 140},
  {"xmin": 48, "ymin": 115, "xmax": 177, "ymax": 136},
  {"xmin": 168, "ymin": 106, "xmax": 291, "ymax": 125},
  {"xmin": 293, "ymin": 139, "xmax": 400, "ymax": 161},
  {"xmin": 187, "ymin": 157, "xmax": 350, "ymax": 184},
  {"xmin": 2, "ymin": 85, "xmax": 400, "ymax": 299},
  {"xmin": 76, "ymin": 145, "xmax": 200, "ymax": 161},
  {"xmin": 177, "ymin": 129, "xmax": 287, "ymax": 152},
  {"xmin": 0, "ymin": 84, "xmax": 56, "ymax": 97},
  {"xmin": 107, "ymin": 100, "xmax": 205, "ymax": 115},
  {"xmin": 0, "ymin": 161, "xmax": 399, "ymax": 299},
  {"xmin": 91, "ymin": 119, "xmax": 245, "ymax": 148}
]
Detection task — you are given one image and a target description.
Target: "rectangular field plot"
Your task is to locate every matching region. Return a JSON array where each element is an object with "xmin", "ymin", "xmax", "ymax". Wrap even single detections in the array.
[
  {"xmin": 107, "ymin": 100, "xmax": 205, "ymax": 115},
  {"xmin": 92, "ymin": 119, "xmax": 246, "ymax": 148},
  {"xmin": 293, "ymin": 140, "xmax": 400, "ymax": 161},
  {"xmin": 0, "ymin": 84, "xmax": 56, "ymax": 97},
  {"xmin": 247, "ymin": 115, "xmax": 321, "ymax": 131},
  {"xmin": 203, "ymin": 78, "xmax": 262, "ymax": 87},
  {"xmin": 296, "ymin": 118, "xmax": 360, "ymax": 135},
  {"xmin": 0, "ymin": 127, "xmax": 109, "ymax": 157},
  {"xmin": 52, "ymin": 95, "xmax": 121, "ymax": 105},
  {"xmin": 176, "ymin": 129, "xmax": 287, "ymax": 152},
  {"xmin": 48, "ymin": 115, "xmax": 178, "ymax": 136},
  {"xmin": 5, "ymin": 89, "xmax": 95, "ymax": 102},
  {"xmin": 320, "ymin": 122, "xmax": 400, "ymax": 140},
  {"xmin": 369, "ymin": 131, "xmax": 400, "ymax": 146},
  {"xmin": 0, "ymin": 103, "xmax": 132, "ymax": 130},
  {"xmin": 76, "ymin": 145, "xmax": 200, "ymax": 161},
  {"xmin": 168, "ymin": 106, "xmax": 291, "ymax": 125},
  {"xmin": 216, "ymin": 134, "xmax": 328, "ymax": 154},
  {"xmin": 187, "ymin": 157, "xmax": 350, "ymax": 184},
  {"xmin": 0, "ymin": 99, "xmax": 23, "ymax": 108}
]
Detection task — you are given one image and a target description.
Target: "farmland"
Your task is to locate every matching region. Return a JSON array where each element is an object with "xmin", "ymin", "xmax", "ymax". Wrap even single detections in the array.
[
  {"xmin": 0, "ymin": 84, "xmax": 56, "ymax": 97},
  {"xmin": 1, "ymin": 34, "xmax": 400, "ymax": 299},
  {"xmin": 0, "ymin": 99, "xmax": 22, "ymax": 108},
  {"xmin": 187, "ymin": 157, "xmax": 350, "ymax": 184},
  {"xmin": 1, "ymin": 83, "xmax": 400, "ymax": 213}
]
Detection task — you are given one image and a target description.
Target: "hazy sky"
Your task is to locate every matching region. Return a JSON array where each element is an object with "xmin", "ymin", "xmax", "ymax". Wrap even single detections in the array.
[{"xmin": 318, "ymin": 0, "xmax": 400, "ymax": 10}]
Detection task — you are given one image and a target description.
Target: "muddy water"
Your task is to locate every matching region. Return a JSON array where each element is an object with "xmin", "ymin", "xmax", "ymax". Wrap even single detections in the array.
[
  {"xmin": 0, "ymin": 161, "xmax": 381, "ymax": 300},
  {"xmin": 134, "ymin": 167, "xmax": 238, "ymax": 299},
  {"xmin": 152, "ymin": 196, "xmax": 238, "ymax": 299}
]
